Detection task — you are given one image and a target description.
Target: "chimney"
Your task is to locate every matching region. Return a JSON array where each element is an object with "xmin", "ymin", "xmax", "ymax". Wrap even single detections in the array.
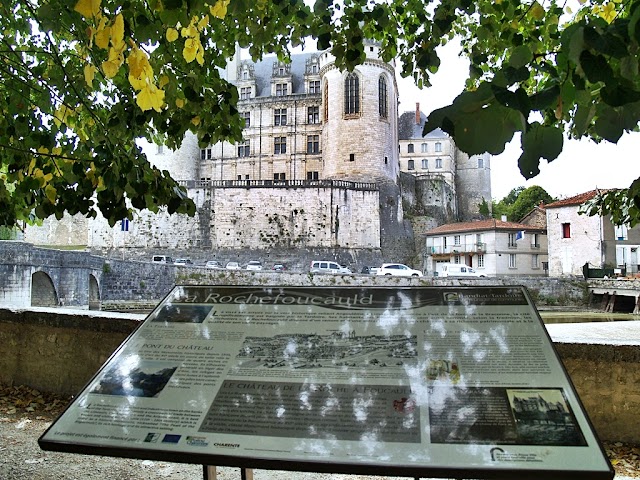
[{"xmin": 415, "ymin": 103, "xmax": 420, "ymax": 125}]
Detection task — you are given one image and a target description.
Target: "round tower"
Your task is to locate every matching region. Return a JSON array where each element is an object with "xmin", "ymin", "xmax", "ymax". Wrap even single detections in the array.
[
  {"xmin": 319, "ymin": 42, "xmax": 399, "ymax": 183},
  {"xmin": 455, "ymin": 151, "xmax": 492, "ymax": 220}
]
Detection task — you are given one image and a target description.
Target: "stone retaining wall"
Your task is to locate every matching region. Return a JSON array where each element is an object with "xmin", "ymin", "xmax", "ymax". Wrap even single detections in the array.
[{"xmin": 1, "ymin": 306, "xmax": 638, "ymax": 443}]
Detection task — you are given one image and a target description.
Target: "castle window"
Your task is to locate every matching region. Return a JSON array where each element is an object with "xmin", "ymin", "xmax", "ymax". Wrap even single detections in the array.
[
  {"xmin": 238, "ymin": 140, "xmax": 250, "ymax": 157},
  {"xmin": 407, "ymin": 143, "xmax": 414, "ymax": 153},
  {"xmin": 242, "ymin": 70, "xmax": 249, "ymax": 80},
  {"xmin": 242, "ymin": 111, "xmax": 250, "ymax": 128},
  {"xmin": 324, "ymin": 82, "xmax": 329, "ymax": 122},
  {"xmin": 421, "ymin": 143, "xmax": 428, "ymax": 153},
  {"xmin": 237, "ymin": 174, "xmax": 242, "ymax": 180},
  {"xmin": 274, "ymin": 173, "xmax": 286, "ymax": 180},
  {"xmin": 307, "ymin": 171, "xmax": 319, "ymax": 180},
  {"xmin": 421, "ymin": 159, "xmax": 428, "ymax": 169},
  {"xmin": 435, "ymin": 142, "xmax": 442, "ymax": 152},
  {"xmin": 274, "ymin": 137, "xmax": 287, "ymax": 154},
  {"xmin": 276, "ymin": 83, "xmax": 288, "ymax": 96},
  {"xmin": 478, "ymin": 157, "xmax": 484, "ymax": 168},
  {"xmin": 309, "ymin": 80, "xmax": 320, "ymax": 94},
  {"xmin": 408, "ymin": 159, "xmax": 415, "ymax": 170},
  {"xmin": 384, "ymin": 156, "xmax": 388, "ymax": 164},
  {"xmin": 344, "ymin": 73, "xmax": 359, "ymax": 115},
  {"xmin": 308, "ymin": 106, "xmax": 319, "ymax": 124},
  {"xmin": 349, "ymin": 153, "xmax": 355, "ymax": 162},
  {"xmin": 378, "ymin": 76, "xmax": 388, "ymax": 118},
  {"xmin": 240, "ymin": 87, "xmax": 251, "ymax": 99},
  {"xmin": 200, "ymin": 148, "xmax": 212, "ymax": 160},
  {"xmin": 120, "ymin": 218, "xmax": 129, "ymax": 232},
  {"xmin": 274, "ymin": 108, "xmax": 287, "ymax": 126},
  {"xmin": 312, "ymin": 64, "xmax": 318, "ymax": 74},
  {"xmin": 307, "ymin": 135, "xmax": 320, "ymax": 154},
  {"xmin": 435, "ymin": 158, "xmax": 442, "ymax": 169},
  {"xmin": 278, "ymin": 67, "xmax": 285, "ymax": 75},
  {"xmin": 562, "ymin": 223, "xmax": 571, "ymax": 238}
]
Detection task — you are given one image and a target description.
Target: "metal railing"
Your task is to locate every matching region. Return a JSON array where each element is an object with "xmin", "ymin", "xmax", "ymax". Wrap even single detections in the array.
[{"xmin": 177, "ymin": 179, "xmax": 378, "ymax": 191}]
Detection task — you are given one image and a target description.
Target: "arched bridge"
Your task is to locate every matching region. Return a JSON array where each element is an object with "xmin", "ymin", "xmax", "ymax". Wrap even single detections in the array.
[{"xmin": 0, "ymin": 241, "xmax": 104, "ymax": 309}]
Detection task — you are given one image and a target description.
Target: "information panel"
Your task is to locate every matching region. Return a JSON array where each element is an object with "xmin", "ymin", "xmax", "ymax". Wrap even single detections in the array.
[{"xmin": 39, "ymin": 286, "xmax": 614, "ymax": 479}]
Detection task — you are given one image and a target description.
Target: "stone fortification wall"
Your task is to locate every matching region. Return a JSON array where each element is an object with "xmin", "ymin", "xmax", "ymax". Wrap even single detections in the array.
[
  {"xmin": 210, "ymin": 184, "xmax": 380, "ymax": 249},
  {"xmin": 23, "ymin": 213, "xmax": 90, "ymax": 247},
  {"xmin": 84, "ymin": 184, "xmax": 380, "ymax": 251}
]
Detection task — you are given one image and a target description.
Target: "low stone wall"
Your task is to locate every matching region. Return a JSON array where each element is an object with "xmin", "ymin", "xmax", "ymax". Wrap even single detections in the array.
[{"xmin": 1, "ymin": 306, "xmax": 637, "ymax": 444}]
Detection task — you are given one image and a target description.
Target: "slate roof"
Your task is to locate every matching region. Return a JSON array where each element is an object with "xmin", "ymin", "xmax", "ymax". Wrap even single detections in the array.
[
  {"xmin": 545, "ymin": 189, "xmax": 615, "ymax": 208},
  {"xmin": 398, "ymin": 111, "xmax": 448, "ymax": 140},
  {"xmin": 244, "ymin": 52, "xmax": 319, "ymax": 97},
  {"xmin": 425, "ymin": 219, "xmax": 546, "ymax": 235}
]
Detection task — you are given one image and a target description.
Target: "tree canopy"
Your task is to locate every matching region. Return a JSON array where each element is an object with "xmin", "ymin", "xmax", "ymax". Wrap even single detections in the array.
[{"xmin": 1, "ymin": 0, "xmax": 640, "ymax": 227}]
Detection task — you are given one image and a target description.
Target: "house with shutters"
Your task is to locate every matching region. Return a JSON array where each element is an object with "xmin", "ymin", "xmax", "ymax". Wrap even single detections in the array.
[
  {"xmin": 423, "ymin": 219, "xmax": 548, "ymax": 277},
  {"xmin": 545, "ymin": 190, "xmax": 640, "ymax": 276}
]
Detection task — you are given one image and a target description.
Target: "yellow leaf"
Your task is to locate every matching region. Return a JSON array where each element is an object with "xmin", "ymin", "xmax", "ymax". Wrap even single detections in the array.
[
  {"xmin": 210, "ymin": 0, "xmax": 230, "ymax": 19},
  {"xmin": 37, "ymin": 146, "xmax": 50, "ymax": 154},
  {"xmin": 111, "ymin": 14, "xmax": 125, "ymax": 50},
  {"xmin": 183, "ymin": 38, "xmax": 198, "ymax": 63},
  {"xmin": 136, "ymin": 84, "xmax": 165, "ymax": 112},
  {"xmin": 159, "ymin": 75, "xmax": 169, "ymax": 88},
  {"xmin": 84, "ymin": 64, "xmax": 97, "ymax": 86},
  {"xmin": 45, "ymin": 185, "xmax": 57, "ymax": 203},
  {"xmin": 95, "ymin": 25, "xmax": 110, "ymax": 49},
  {"xmin": 198, "ymin": 15, "xmax": 209, "ymax": 30},
  {"xmin": 191, "ymin": 115, "xmax": 201, "ymax": 126},
  {"xmin": 176, "ymin": 98, "xmax": 185, "ymax": 108},
  {"xmin": 166, "ymin": 28, "xmax": 179, "ymax": 42},
  {"xmin": 74, "ymin": 0, "xmax": 101, "ymax": 19},
  {"xmin": 530, "ymin": 1, "xmax": 545, "ymax": 20},
  {"xmin": 102, "ymin": 48, "xmax": 124, "ymax": 78}
]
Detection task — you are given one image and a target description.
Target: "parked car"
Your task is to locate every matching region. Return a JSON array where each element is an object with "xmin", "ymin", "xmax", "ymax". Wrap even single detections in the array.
[
  {"xmin": 310, "ymin": 260, "xmax": 352, "ymax": 274},
  {"xmin": 272, "ymin": 263, "xmax": 287, "ymax": 272},
  {"xmin": 437, "ymin": 263, "xmax": 486, "ymax": 277},
  {"xmin": 174, "ymin": 258, "xmax": 193, "ymax": 266},
  {"xmin": 376, "ymin": 263, "xmax": 423, "ymax": 277},
  {"xmin": 246, "ymin": 260, "xmax": 263, "ymax": 271},
  {"xmin": 361, "ymin": 266, "xmax": 379, "ymax": 275},
  {"xmin": 152, "ymin": 255, "xmax": 174, "ymax": 264},
  {"xmin": 225, "ymin": 261, "xmax": 241, "ymax": 270},
  {"xmin": 205, "ymin": 260, "xmax": 223, "ymax": 269}
]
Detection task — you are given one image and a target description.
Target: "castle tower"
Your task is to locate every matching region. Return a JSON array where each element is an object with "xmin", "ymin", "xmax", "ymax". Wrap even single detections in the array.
[
  {"xmin": 319, "ymin": 42, "xmax": 399, "ymax": 183},
  {"xmin": 455, "ymin": 151, "xmax": 492, "ymax": 220}
]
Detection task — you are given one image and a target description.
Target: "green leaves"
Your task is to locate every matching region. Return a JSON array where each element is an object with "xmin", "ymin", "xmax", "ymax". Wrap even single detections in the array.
[{"xmin": 518, "ymin": 123, "xmax": 564, "ymax": 179}]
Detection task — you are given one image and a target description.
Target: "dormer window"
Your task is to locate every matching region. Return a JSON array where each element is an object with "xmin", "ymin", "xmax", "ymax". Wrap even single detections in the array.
[{"xmin": 242, "ymin": 70, "xmax": 248, "ymax": 80}]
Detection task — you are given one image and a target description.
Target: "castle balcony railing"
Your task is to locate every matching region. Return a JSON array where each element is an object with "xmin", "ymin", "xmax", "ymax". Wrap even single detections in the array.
[{"xmin": 178, "ymin": 179, "xmax": 378, "ymax": 192}]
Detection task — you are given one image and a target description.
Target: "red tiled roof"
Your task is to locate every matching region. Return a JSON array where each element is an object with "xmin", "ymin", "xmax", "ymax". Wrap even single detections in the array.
[
  {"xmin": 545, "ymin": 189, "xmax": 615, "ymax": 208},
  {"xmin": 425, "ymin": 219, "xmax": 546, "ymax": 235}
]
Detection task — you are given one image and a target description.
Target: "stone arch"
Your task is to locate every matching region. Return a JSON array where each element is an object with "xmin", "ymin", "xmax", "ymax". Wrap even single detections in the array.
[
  {"xmin": 31, "ymin": 271, "xmax": 58, "ymax": 307},
  {"xmin": 89, "ymin": 274, "xmax": 101, "ymax": 310}
]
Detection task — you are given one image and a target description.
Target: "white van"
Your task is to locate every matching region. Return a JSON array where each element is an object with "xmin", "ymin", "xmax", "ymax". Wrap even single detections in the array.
[
  {"xmin": 437, "ymin": 263, "xmax": 485, "ymax": 277},
  {"xmin": 152, "ymin": 255, "xmax": 174, "ymax": 264},
  {"xmin": 310, "ymin": 260, "xmax": 352, "ymax": 274}
]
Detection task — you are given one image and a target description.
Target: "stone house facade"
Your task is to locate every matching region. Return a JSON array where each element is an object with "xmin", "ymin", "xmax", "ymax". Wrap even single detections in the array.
[
  {"xmin": 545, "ymin": 190, "xmax": 640, "ymax": 276},
  {"xmin": 423, "ymin": 219, "xmax": 548, "ymax": 277}
]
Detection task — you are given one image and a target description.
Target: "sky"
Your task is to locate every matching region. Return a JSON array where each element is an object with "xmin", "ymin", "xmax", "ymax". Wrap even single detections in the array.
[{"xmin": 395, "ymin": 42, "xmax": 640, "ymax": 202}]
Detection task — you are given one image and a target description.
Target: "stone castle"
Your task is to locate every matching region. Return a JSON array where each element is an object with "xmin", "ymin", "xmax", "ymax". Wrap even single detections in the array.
[{"xmin": 25, "ymin": 42, "xmax": 491, "ymax": 266}]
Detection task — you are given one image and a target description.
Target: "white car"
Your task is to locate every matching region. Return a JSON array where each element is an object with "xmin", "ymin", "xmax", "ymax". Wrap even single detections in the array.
[
  {"xmin": 376, "ymin": 263, "xmax": 423, "ymax": 277},
  {"xmin": 205, "ymin": 260, "xmax": 222, "ymax": 269},
  {"xmin": 225, "ymin": 261, "xmax": 241, "ymax": 270},
  {"xmin": 246, "ymin": 261, "xmax": 263, "ymax": 271},
  {"xmin": 310, "ymin": 260, "xmax": 352, "ymax": 274},
  {"xmin": 173, "ymin": 258, "xmax": 193, "ymax": 266}
]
